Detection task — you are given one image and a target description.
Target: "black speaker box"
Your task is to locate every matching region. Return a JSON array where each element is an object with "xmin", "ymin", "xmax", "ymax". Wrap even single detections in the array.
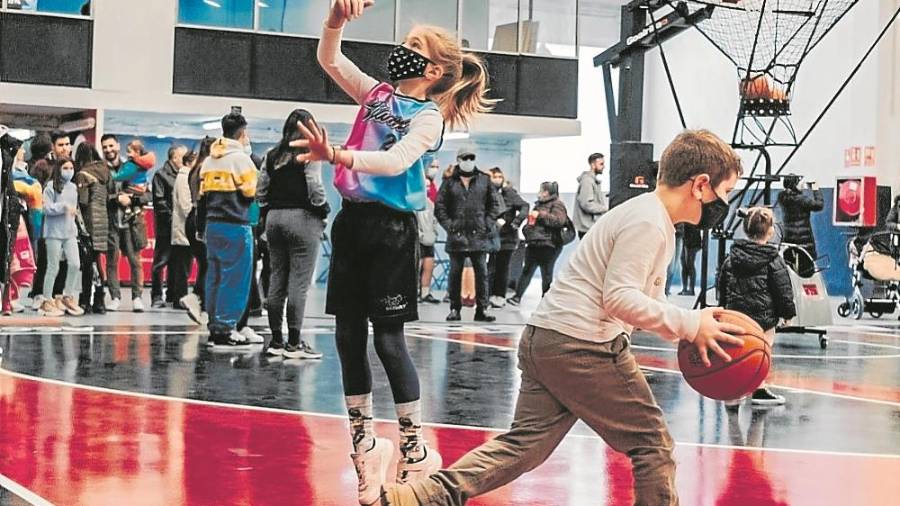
[{"xmin": 609, "ymin": 142, "xmax": 656, "ymax": 209}]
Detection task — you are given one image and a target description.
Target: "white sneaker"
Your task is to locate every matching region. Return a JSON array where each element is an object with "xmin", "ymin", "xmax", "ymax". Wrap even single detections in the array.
[
  {"xmin": 352, "ymin": 437, "xmax": 394, "ymax": 505},
  {"xmin": 397, "ymin": 442, "xmax": 442, "ymax": 484},
  {"xmin": 132, "ymin": 298, "xmax": 144, "ymax": 313},
  {"xmin": 107, "ymin": 298, "xmax": 121, "ymax": 312},
  {"xmin": 200, "ymin": 312, "xmax": 209, "ymax": 326},
  {"xmin": 239, "ymin": 326, "xmax": 265, "ymax": 344},
  {"xmin": 10, "ymin": 301, "xmax": 25, "ymax": 313},
  {"xmin": 31, "ymin": 295, "xmax": 46, "ymax": 311},
  {"xmin": 489, "ymin": 296, "xmax": 506, "ymax": 309},
  {"xmin": 180, "ymin": 294, "xmax": 203, "ymax": 324},
  {"xmin": 283, "ymin": 341, "xmax": 323, "ymax": 359}
]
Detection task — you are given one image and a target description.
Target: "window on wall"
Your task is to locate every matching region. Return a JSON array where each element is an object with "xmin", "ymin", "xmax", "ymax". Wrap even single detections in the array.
[
  {"xmin": 518, "ymin": 0, "xmax": 577, "ymax": 57},
  {"xmin": 397, "ymin": 0, "xmax": 458, "ymax": 42},
  {"xmin": 342, "ymin": 0, "xmax": 395, "ymax": 42},
  {"xmin": 178, "ymin": 0, "xmax": 255, "ymax": 30},
  {"xmin": 460, "ymin": 0, "xmax": 519, "ymax": 52},
  {"xmin": 258, "ymin": 0, "xmax": 329, "ymax": 36},
  {"xmin": 6, "ymin": 0, "xmax": 91, "ymax": 15}
]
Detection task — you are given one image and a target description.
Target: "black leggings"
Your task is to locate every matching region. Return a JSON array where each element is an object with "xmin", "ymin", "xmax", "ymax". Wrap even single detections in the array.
[
  {"xmin": 488, "ymin": 249, "xmax": 514, "ymax": 298},
  {"xmin": 681, "ymin": 246, "xmax": 700, "ymax": 291},
  {"xmin": 334, "ymin": 316, "xmax": 420, "ymax": 404},
  {"xmin": 514, "ymin": 245, "xmax": 561, "ymax": 298}
]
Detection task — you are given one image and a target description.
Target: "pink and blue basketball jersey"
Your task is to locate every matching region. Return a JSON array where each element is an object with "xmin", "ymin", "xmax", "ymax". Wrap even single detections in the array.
[{"xmin": 334, "ymin": 82, "xmax": 443, "ymax": 212}]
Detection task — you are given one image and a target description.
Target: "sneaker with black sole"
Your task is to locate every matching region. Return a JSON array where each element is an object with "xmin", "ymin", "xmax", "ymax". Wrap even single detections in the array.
[
  {"xmin": 284, "ymin": 341, "xmax": 323, "ymax": 359},
  {"xmin": 210, "ymin": 330, "xmax": 253, "ymax": 351},
  {"xmin": 474, "ymin": 310, "xmax": 496, "ymax": 323},
  {"xmin": 506, "ymin": 296, "xmax": 521, "ymax": 307},
  {"xmin": 418, "ymin": 293, "xmax": 441, "ymax": 304},
  {"xmin": 446, "ymin": 309, "xmax": 461, "ymax": 322},
  {"xmin": 151, "ymin": 299, "xmax": 166, "ymax": 309},
  {"xmin": 751, "ymin": 387, "xmax": 785, "ymax": 406}
]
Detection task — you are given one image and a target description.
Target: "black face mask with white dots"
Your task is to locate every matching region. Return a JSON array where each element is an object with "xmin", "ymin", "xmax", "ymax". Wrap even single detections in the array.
[{"xmin": 387, "ymin": 45, "xmax": 432, "ymax": 82}]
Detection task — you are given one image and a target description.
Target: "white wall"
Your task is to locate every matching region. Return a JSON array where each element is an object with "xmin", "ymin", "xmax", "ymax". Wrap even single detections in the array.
[
  {"xmin": 641, "ymin": 1, "xmax": 885, "ymax": 188},
  {"xmin": 877, "ymin": 0, "xmax": 900, "ymax": 191},
  {"xmin": 520, "ymin": 45, "xmax": 611, "ymax": 194},
  {"xmin": 0, "ymin": 0, "xmax": 579, "ymax": 138}
]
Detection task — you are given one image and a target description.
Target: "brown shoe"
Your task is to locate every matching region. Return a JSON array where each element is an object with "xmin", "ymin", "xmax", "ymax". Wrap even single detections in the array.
[
  {"xmin": 39, "ymin": 299, "xmax": 65, "ymax": 317},
  {"xmin": 53, "ymin": 296, "xmax": 66, "ymax": 312},
  {"xmin": 61, "ymin": 296, "xmax": 85, "ymax": 316}
]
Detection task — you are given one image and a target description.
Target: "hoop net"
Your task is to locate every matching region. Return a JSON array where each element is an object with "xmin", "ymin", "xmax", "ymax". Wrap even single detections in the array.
[{"xmin": 682, "ymin": 0, "xmax": 858, "ymax": 101}]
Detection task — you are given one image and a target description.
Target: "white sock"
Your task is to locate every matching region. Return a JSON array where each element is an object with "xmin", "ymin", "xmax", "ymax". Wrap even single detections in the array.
[
  {"xmin": 346, "ymin": 393, "xmax": 375, "ymax": 454},
  {"xmin": 396, "ymin": 400, "xmax": 425, "ymax": 461}
]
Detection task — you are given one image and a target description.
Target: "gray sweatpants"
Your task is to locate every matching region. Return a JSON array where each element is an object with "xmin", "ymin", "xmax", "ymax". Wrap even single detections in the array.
[{"xmin": 265, "ymin": 209, "xmax": 323, "ymax": 340}]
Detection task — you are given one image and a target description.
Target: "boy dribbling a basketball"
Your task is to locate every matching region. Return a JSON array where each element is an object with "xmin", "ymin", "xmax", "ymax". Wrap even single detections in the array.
[{"xmin": 382, "ymin": 129, "xmax": 746, "ymax": 506}]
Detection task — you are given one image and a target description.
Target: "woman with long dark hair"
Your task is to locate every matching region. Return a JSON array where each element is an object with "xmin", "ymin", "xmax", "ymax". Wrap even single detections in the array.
[
  {"xmin": 39, "ymin": 158, "xmax": 83, "ymax": 316},
  {"xmin": 73, "ymin": 142, "xmax": 110, "ymax": 313},
  {"xmin": 259, "ymin": 109, "xmax": 329, "ymax": 359}
]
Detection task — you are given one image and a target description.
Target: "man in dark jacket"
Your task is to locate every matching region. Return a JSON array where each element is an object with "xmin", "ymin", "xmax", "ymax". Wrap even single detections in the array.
[
  {"xmin": 574, "ymin": 153, "xmax": 608, "ymax": 238},
  {"xmin": 150, "ymin": 144, "xmax": 186, "ymax": 308},
  {"xmin": 486, "ymin": 167, "xmax": 529, "ymax": 308},
  {"xmin": 435, "ymin": 147, "xmax": 504, "ymax": 322},
  {"xmin": 777, "ymin": 174, "xmax": 823, "ymax": 259},
  {"xmin": 103, "ymin": 134, "xmax": 150, "ymax": 313}
]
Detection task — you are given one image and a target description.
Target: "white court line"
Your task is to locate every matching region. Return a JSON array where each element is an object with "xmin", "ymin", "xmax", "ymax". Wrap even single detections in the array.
[
  {"xmin": 0, "ymin": 473, "xmax": 55, "ymax": 506},
  {"xmin": 2, "ymin": 368, "xmax": 898, "ymax": 461},
  {"xmin": 832, "ymin": 339, "xmax": 900, "ymax": 351},
  {"xmin": 5, "ymin": 328, "xmax": 898, "ymax": 405},
  {"xmin": 637, "ymin": 365, "xmax": 900, "ymax": 408},
  {"xmin": 630, "ymin": 344, "xmax": 900, "ymax": 360}
]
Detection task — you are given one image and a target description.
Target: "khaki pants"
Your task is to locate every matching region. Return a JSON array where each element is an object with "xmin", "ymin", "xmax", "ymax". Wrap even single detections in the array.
[{"xmin": 410, "ymin": 326, "xmax": 678, "ymax": 505}]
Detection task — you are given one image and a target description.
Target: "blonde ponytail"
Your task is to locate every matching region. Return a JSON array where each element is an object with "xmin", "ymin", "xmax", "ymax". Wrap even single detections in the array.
[
  {"xmin": 435, "ymin": 53, "xmax": 498, "ymax": 130},
  {"xmin": 413, "ymin": 25, "xmax": 499, "ymax": 130}
]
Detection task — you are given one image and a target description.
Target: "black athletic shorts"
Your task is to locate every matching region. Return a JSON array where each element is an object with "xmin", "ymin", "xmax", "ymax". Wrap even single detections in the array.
[
  {"xmin": 419, "ymin": 243, "xmax": 435, "ymax": 258},
  {"xmin": 326, "ymin": 201, "xmax": 419, "ymax": 323}
]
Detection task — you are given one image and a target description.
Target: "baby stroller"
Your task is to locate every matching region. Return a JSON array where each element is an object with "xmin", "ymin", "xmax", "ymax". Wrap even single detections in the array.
[
  {"xmin": 837, "ymin": 227, "xmax": 900, "ymax": 321},
  {"xmin": 778, "ymin": 243, "xmax": 832, "ymax": 349}
]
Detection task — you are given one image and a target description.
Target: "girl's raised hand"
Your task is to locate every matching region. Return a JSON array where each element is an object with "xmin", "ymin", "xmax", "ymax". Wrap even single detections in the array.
[
  {"xmin": 327, "ymin": 0, "xmax": 376, "ymax": 28},
  {"xmin": 290, "ymin": 120, "xmax": 334, "ymax": 164}
]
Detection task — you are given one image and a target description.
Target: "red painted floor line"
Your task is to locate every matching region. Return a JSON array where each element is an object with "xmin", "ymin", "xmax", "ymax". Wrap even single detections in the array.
[{"xmin": 2, "ymin": 372, "xmax": 899, "ymax": 505}]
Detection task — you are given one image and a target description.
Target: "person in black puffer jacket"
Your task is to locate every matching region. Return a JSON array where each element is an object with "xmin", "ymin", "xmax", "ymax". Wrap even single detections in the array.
[
  {"xmin": 435, "ymin": 147, "xmax": 504, "ymax": 322},
  {"xmin": 508, "ymin": 181, "xmax": 567, "ymax": 305},
  {"xmin": 718, "ymin": 207, "xmax": 796, "ymax": 407},
  {"xmin": 777, "ymin": 174, "xmax": 824, "ymax": 259},
  {"xmin": 486, "ymin": 167, "xmax": 529, "ymax": 308}
]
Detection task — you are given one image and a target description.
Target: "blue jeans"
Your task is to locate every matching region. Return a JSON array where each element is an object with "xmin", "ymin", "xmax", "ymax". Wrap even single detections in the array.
[{"xmin": 205, "ymin": 221, "xmax": 253, "ymax": 336}]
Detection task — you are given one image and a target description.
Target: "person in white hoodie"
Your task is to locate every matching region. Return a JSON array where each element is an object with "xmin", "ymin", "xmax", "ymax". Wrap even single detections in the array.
[
  {"xmin": 383, "ymin": 130, "xmax": 746, "ymax": 506},
  {"xmin": 168, "ymin": 150, "xmax": 195, "ymax": 310}
]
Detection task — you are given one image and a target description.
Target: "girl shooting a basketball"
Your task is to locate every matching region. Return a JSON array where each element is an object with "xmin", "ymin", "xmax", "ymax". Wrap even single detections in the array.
[
  {"xmin": 383, "ymin": 130, "xmax": 746, "ymax": 506},
  {"xmin": 291, "ymin": 1, "xmax": 495, "ymax": 504}
]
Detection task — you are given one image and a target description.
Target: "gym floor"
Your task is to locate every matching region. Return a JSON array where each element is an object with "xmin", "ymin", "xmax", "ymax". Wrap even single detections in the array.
[{"xmin": 1, "ymin": 289, "xmax": 898, "ymax": 505}]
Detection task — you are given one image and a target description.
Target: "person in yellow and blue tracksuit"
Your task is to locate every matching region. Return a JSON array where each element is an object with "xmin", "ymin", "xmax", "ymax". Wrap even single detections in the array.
[{"xmin": 198, "ymin": 112, "xmax": 258, "ymax": 349}]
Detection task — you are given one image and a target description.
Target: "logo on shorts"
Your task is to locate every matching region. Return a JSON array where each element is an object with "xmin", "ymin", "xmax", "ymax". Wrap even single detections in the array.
[{"xmin": 381, "ymin": 294, "xmax": 408, "ymax": 312}]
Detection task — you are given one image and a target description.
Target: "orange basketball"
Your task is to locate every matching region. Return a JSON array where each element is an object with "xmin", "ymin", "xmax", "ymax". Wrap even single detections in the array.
[
  {"xmin": 677, "ymin": 310, "xmax": 771, "ymax": 400},
  {"xmin": 740, "ymin": 74, "xmax": 772, "ymax": 99}
]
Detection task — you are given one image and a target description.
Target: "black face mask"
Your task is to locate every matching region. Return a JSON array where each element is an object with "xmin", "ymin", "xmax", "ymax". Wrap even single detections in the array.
[
  {"xmin": 698, "ymin": 194, "xmax": 730, "ymax": 230},
  {"xmin": 387, "ymin": 45, "xmax": 432, "ymax": 82}
]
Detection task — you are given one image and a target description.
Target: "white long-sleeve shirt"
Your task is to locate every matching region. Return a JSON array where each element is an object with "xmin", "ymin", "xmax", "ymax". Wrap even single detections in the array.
[
  {"xmin": 529, "ymin": 192, "xmax": 702, "ymax": 343},
  {"xmin": 317, "ymin": 24, "xmax": 443, "ymax": 176}
]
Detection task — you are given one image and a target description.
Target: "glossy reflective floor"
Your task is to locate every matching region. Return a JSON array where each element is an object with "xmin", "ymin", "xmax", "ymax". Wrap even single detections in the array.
[{"xmin": 1, "ymin": 290, "xmax": 899, "ymax": 505}]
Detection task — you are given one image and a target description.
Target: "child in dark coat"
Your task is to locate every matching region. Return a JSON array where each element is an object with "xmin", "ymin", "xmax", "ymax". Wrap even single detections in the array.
[{"xmin": 718, "ymin": 207, "xmax": 797, "ymax": 406}]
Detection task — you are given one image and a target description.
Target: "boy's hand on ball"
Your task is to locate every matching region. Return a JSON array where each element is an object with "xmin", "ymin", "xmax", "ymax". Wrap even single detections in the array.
[{"xmin": 692, "ymin": 308, "xmax": 745, "ymax": 367}]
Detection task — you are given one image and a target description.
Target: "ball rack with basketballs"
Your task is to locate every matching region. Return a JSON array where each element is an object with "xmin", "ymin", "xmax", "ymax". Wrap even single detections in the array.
[{"xmin": 595, "ymin": 1, "xmax": 900, "ymax": 347}]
